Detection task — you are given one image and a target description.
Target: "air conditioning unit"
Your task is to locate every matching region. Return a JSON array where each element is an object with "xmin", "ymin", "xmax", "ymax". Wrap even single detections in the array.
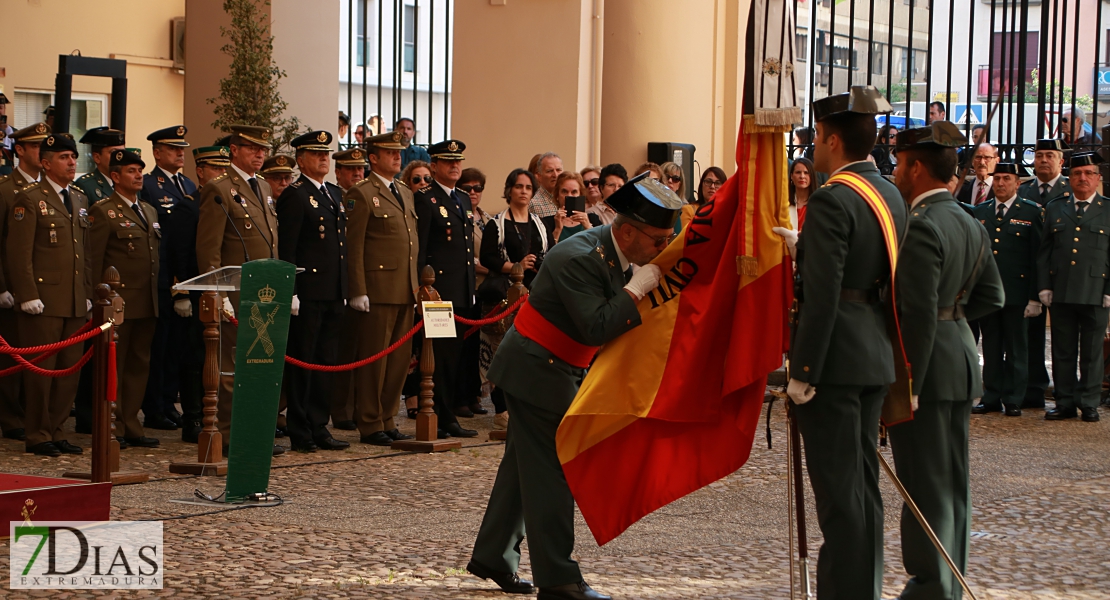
[{"xmin": 171, "ymin": 17, "xmax": 186, "ymax": 71}]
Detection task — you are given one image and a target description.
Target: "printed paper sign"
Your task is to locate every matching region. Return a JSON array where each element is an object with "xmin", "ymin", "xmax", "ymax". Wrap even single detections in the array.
[{"xmin": 422, "ymin": 301, "xmax": 456, "ymax": 338}]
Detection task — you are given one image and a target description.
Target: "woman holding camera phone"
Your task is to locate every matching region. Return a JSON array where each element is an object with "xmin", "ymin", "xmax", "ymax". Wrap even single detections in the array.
[{"xmin": 547, "ymin": 171, "xmax": 602, "ymax": 243}]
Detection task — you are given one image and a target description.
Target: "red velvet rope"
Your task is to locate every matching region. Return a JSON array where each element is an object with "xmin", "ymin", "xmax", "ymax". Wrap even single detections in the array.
[
  {"xmin": 0, "ymin": 320, "xmax": 100, "ymax": 355},
  {"xmin": 6, "ymin": 346, "xmax": 95, "ymax": 378},
  {"xmin": 0, "ymin": 321, "xmax": 106, "ymax": 378}
]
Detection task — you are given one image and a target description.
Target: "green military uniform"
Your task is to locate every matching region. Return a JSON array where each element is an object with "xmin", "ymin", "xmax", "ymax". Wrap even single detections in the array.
[
  {"xmin": 73, "ymin": 168, "xmax": 114, "ymax": 203},
  {"xmin": 1018, "ymin": 138, "xmax": 1072, "ymax": 407},
  {"xmin": 1037, "ymin": 152, "xmax": 1110, "ymax": 421},
  {"xmin": 971, "ymin": 166, "xmax": 1044, "ymax": 414},
  {"xmin": 789, "ymin": 87, "xmax": 907, "ymax": 600},
  {"xmin": 890, "ymin": 122, "xmax": 1005, "ymax": 600},
  {"xmin": 73, "ymin": 127, "xmax": 126, "ymax": 203},
  {"xmin": 470, "ymin": 174, "xmax": 680, "ymax": 596}
]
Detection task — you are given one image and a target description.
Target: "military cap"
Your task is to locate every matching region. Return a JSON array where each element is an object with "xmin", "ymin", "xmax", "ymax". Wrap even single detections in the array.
[
  {"xmin": 605, "ymin": 171, "xmax": 683, "ymax": 230},
  {"xmin": 11, "ymin": 123, "xmax": 50, "ymax": 144},
  {"xmin": 79, "ymin": 126, "xmax": 125, "ymax": 148},
  {"xmin": 260, "ymin": 155, "xmax": 295, "ymax": 175},
  {"xmin": 333, "ymin": 148, "xmax": 368, "ymax": 167},
  {"xmin": 895, "ymin": 121, "xmax": 967, "ymax": 152},
  {"xmin": 110, "ymin": 149, "xmax": 145, "ymax": 169},
  {"xmin": 1035, "ymin": 139, "xmax": 1069, "ymax": 153},
  {"xmin": 428, "ymin": 139, "xmax": 466, "ymax": 160},
  {"xmin": 812, "ymin": 85, "xmax": 893, "ymax": 121},
  {"xmin": 339, "ymin": 111, "xmax": 351, "ymax": 126},
  {"xmin": 1070, "ymin": 152, "xmax": 1105, "ymax": 169},
  {"xmin": 43, "ymin": 106, "xmax": 54, "ymax": 117},
  {"xmin": 228, "ymin": 124, "xmax": 272, "ymax": 147},
  {"xmin": 124, "ymin": 147, "xmax": 142, "ymax": 156},
  {"xmin": 291, "ymin": 130, "xmax": 334, "ymax": 152},
  {"xmin": 194, "ymin": 145, "xmax": 231, "ymax": 167},
  {"xmin": 365, "ymin": 130, "xmax": 408, "ymax": 150},
  {"xmin": 214, "ymin": 134, "xmax": 232, "ymax": 147},
  {"xmin": 991, "ymin": 162, "xmax": 1030, "ymax": 177},
  {"xmin": 41, "ymin": 133, "xmax": 77, "ymax": 155},
  {"xmin": 147, "ymin": 125, "xmax": 189, "ymax": 147}
]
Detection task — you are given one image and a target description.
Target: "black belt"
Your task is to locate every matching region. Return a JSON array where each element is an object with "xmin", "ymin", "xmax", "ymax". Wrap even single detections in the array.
[
  {"xmin": 937, "ymin": 305, "xmax": 966, "ymax": 321},
  {"xmin": 840, "ymin": 288, "xmax": 881, "ymax": 303}
]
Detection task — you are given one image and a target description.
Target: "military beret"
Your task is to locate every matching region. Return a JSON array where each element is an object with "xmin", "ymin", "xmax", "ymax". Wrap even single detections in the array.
[
  {"xmin": 11, "ymin": 123, "xmax": 50, "ymax": 144},
  {"xmin": 228, "ymin": 124, "xmax": 272, "ymax": 147},
  {"xmin": 260, "ymin": 155, "xmax": 295, "ymax": 175},
  {"xmin": 333, "ymin": 148, "xmax": 368, "ymax": 167},
  {"xmin": 895, "ymin": 121, "xmax": 967, "ymax": 152},
  {"xmin": 148, "ymin": 125, "xmax": 189, "ymax": 147},
  {"xmin": 365, "ymin": 130, "xmax": 408, "ymax": 150},
  {"xmin": 291, "ymin": 130, "xmax": 334, "ymax": 152},
  {"xmin": 605, "ymin": 171, "xmax": 683, "ymax": 230},
  {"xmin": 991, "ymin": 162, "xmax": 1029, "ymax": 177},
  {"xmin": 79, "ymin": 126, "xmax": 125, "ymax": 147},
  {"xmin": 1035, "ymin": 139, "xmax": 1069, "ymax": 153},
  {"xmin": 194, "ymin": 145, "xmax": 231, "ymax": 167},
  {"xmin": 1070, "ymin": 152, "xmax": 1105, "ymax": 169},
  {"xmin": 812, "ymin": 86, "xmax": 892, "ymax": 121},
  {"xmin": 428, "ymin": 139, "xmax": 466, "ymax": 160},
  {"xmin": 41, "ymin": 133, "xmax": 77, "ymax": 155},
  {"xmin": 110, "ymin": 149, "xmax": 145, "ymax": 169}
]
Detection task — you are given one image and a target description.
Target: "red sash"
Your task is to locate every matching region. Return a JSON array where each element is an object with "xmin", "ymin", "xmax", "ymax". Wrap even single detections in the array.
[{"xmin": 514, "ymin": 301, "xmax": 600, "ymax": 369}]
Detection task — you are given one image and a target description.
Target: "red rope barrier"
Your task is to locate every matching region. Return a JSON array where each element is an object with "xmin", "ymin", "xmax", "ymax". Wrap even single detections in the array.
[
  {"xmin": 285, "ymin": 320, "xmax": 425, "ymax": 372},
  {"xmin": 0, "ymin": 320, "xmax": 100, "ymax": 355},
  {"xmin": 7, "ymin": 346, "xmax": 95, "ymax": 378},
  {"xmin": 0, "ymin": 321, "xmax": 107, "ymax": 377},
  {"xmin": 455, "ymin": 295, "xmax": 528, "ymax": 327}
]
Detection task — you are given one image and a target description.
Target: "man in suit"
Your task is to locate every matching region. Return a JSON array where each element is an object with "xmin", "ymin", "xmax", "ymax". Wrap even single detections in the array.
[
  {"xmin": 468, "ymin": 172, "xmax": 674, "ymax": 600},
  {"xmin": 1037, "ymin": 152, "xmax": 1109, "ymax": 423},
  {"xmin": 340, "ymin": 131, "xmax": 420, "ymax": 446},
  {"xmin": 1018, "ymin": 139, "xmax": 1071, "ymax": 409},
  {"xmin": 0, "ymin": 123, "xmax": 50, "ymax": 442},
  {"xmin": 972, "ymin": 163, "xmax": 1044, "ymax": 417},
  {"xmin": 890, "ymin": 122, "xmax": 1005, "ymax": 600},
  {"xmin": 785, "ymin": 86, "xmax": 908, "ymax": 600},
  {"xmin": 195, "ymin": 124, "xmax": 283, "ymax": 455},
  {"xmin": 87, "ymin": 150, "xmax": 161, "ymax": 447},
  {"xmin": 140, "ymin": 125, "xmax": 196, "ymax": 432},
  {"xmin": 6, "ymin": 133, "xmax": 93, "ymax": 457},
  {"xmin": 276, "ymin": 131, "xmax": 351, "ymax": 453},
  {"xmin": 74, "ymin": 127, "xmax": 125, "ymax": 203},
  {"xmin": 956, "ymin": 143, "xmax": 998, "ymax": 206},
  {"xmin": 414, "ymin": 140, "xmax": 477, "ymax": 439}
]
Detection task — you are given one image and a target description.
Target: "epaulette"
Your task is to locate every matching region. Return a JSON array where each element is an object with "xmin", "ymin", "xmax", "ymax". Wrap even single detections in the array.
[
  {"xmin": 354, "ymin": 176, "xmax": 371, "ymax": 186},
  {"xmin": 1018, "ymin": 198, "xmax": 1040, "ymax": 208},
  {"xmin": 396, "ymin": 179, "xmax": 411, "ymax": 189},
  {"xmin": 0, "ymin": 175, "xmax": 8, "ymax": 185},
  {"xmin": 290, "ymin": 180, "xmax": 303, "ymax": 188},
  {"xmin": 1044, "ymin": 195, "xmax": 1068, "ymax": 207},
  {"xmin": 211, "ymin": 173, "xmax": 228, "ymax": 183},
  {"xmin": 68, "ymin": 186, "xmax": 86, "ymax": 198},
  {"xmin": 20, "ymin": 182, "xmax": 38, "ymax": 192}
]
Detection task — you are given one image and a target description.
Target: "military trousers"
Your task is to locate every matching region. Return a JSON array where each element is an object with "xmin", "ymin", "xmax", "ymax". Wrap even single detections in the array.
[
  {"xmin": 331, "ymin": 309, "xmax": 358, "ymax": 426},
  {"xmin": 793, "ymin": 383, "xmax": 886, "ymax": 600},
  {"xmin": 1025, "ymin": 309, "xmax": 1050, "ymax": 407},
  {"xmin": 889, "ymin": 399, "xmax": 973, "ymax": 600},
  {"xmin": 141, "ymin": 287, "xmax": 180, "ymax": 421},
  {"xmin": 1048, "ymin": 302, "xmax": 1109, "ymax": 411},
  {"xmin": 177, "ymin": 298, "xmax": 206, "ymax": 425},
  {"xmin": 114, "ymin": 317, "xmax": 157, "ymax": 439},
  {"xmin": 429, "ymin": 330, "xmax": 464, "ymax": 429},
  {"xmin": 350, "ymin": 303, "xmax": 414, "ymax": 436},
  {"xmin": 0, "ymin": 306, "xmax": 24, "ymax": 434},
  {"xmin": 979, "ymin": 305, "xmax": 1029, "ymax": 408},
  {"xmin": 285, "ymin": 299, "xmax": 345, "ymax": 445},
  {"xmin": 19, "ymin": 314, "xmax": 85, "ymax": 447},
  {"xmin": 471, "ymin": 391, "xmax": 583, "ymax": 588}
]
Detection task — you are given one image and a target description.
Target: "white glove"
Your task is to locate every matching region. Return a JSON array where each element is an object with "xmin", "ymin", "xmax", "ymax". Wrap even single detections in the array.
[
  {"xmin": 20, "ymin": 299, "xmax": 44, "ymax": 315},
  {"xmin": 1103, "ymin": 295, "xmax": 1110, "ymax": 309},
  {"xmin": 290, "ymin": 294, "xmax": 300, "ymax": 316},
  {"xmin": 0, "ymin": 291, "xmax": 13, "ymax": 309},
  {"xmin": 222, "ymin": 296, "xmax": 235, "ymax": 319},
  {"xmin": 786, "ymin": 377, "xmax": 816, "ymax": 405},
  {"xmin": 1024, "ymin": 301, "xmax": 1043, "ymax": 318},
  {"xmin": 350, "ymin": 295, "xmax": 370, "ymax": 312},
  {"xmin": 86, "ymin": 299, "xmax": 92, "ymax": 313},
  {"xmin": 624, "ymin": 264, "xmax": 662, "ymax": 300},
  {"xmin": 772, "ymin": 226, "xmax": 798, "ymax": 260},
  {"xmin": 174, "ymin": 298, "xmax": 193, "ymax": 318},
  {"xmin": 911, "ymin": 395, "xmax": 920, "ymax": 412},
  {"xmin": 1038, "ymin": 290, "xmax": 1052, "ymax": 307}
]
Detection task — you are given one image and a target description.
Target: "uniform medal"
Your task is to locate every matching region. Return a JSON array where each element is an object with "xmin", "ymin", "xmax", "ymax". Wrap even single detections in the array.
[
  {"xmin": 48, "ymin": 208, "xmax": 55, "ymax": 216},
  {"xmin": 373, "ymin": 197, "xmax": 380, "ymax": 207},
  {"xmin": 108, "ymin": 209, "xmax": 116, "ymax": 219},
  {"xmin": 49, "ymin": 230, "xmax": 57, "ymax": 244},
  {"xmin": 439, "ymin": 206, "xmax": 448, "ymax": 218},
  {"xmin": 38, "ymin": 200, "xmax": 47, "ymax": 215},
  {"xmin": 127, "ymin": 242, "xmax": 135, "ymax": 252},
  {"xmin": 310, "ymin": 197, "xmax": 319, "ymax": 209}
]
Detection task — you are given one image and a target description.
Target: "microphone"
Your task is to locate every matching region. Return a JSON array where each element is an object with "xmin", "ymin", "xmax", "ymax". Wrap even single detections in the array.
[{"xmin": 214, "ymin": 195, "xmax": 251, "ymax": 263}]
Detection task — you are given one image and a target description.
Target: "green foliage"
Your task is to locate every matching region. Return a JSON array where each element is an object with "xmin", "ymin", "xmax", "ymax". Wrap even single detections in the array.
[
  {"xmin": 1024, "ymin": 69, "xmax": 1093, "ymax": 113},
  {"xmin": 887, "ymin": 78, "xmax": 925, "ymax": 104},
  {"xmin": 207, "ymin": 0, "xmax": 303, "ymax": 153}
]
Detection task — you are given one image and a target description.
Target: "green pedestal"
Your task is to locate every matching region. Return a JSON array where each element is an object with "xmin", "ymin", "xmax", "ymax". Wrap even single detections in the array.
[{"xmin": 225, "ymin": 259, "xmax": 296, "ymax": 502}]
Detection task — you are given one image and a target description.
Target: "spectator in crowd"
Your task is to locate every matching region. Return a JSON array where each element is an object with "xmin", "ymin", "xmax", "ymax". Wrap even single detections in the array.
[
  {"xmin": 599, "ymin": 162, "xmax": 627, "ymax": 203},
  {"xmin": 957, "ymin": 143, "xmax": 998, "ymax": 205},
  {"xmin": 548, "ymin": 171, "xmax": 599, "ymax": 243},
  {"xmin": 401, "ymin": 159, "xmax": 434, "ymax": 193},
  {"xmin": 338, "ymin": 111, "xmax": 350, "ymax": 140},
  {"xmin": 260, "ymin": 155, "xmax": 296, "ymax": 199},
  {"xmin": 789, "ymin": 158, "xmax": 815, "ymax": 230},
  {"xmin": 395, "ymin": 117, "xmax": 431, "ymax": 168},
  {"xmin": 367, "ymin": 115, "xmax": 385, "ymax": 137},
  {"xmin": 458, "ymin": 167, "xmax": 492, "ymax": 420},
  {"xmin": 661, "ymin": 162, "xmax": 685, "ymax": 199},
  {"xmin": 580, "ymin": 165, "xmax": 613, "ymax": 226},
  {"xmin": 928, "ymin": 101, "xmax": 946, "ymax": 123},
  {"xmin": 529, "ymin": 152, "xmax": 563, "ymax": 218},
  {"xmin": 791, "ymin": 126, "xmax": 815, "ymax": 161},
  {"xmin": 957, "ymin": 124, "xmax": 987, "ymax": 170},
  {"xmin": 682, "ymin": 166, "xmax": 727, "ymax": 230},
  {"xmin": 871, "ymin": 125, "xmax": 898, "ymax": 176},
  {"xmin": 527, "ymin": 153, "xmax": 542, "ymax": 175},
  {"xmin": 332, "ymin": 148, "xmax": 367, "ymax": 191},
  {"xmin": 1061, "ymin": 107, "xmax": 1102, "ymax": 148},
  {"xmin": 354, "ymin": 124, "xmax": 367, "ymax": 145},
  {"xmin": 635, "ymin": 162, "xmax": 663, "ymax": 181}
]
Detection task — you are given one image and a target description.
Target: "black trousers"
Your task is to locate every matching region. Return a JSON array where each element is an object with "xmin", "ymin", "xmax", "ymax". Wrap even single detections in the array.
[
  {"xmin": 141, "ymin": 288, "xmax": 180, "ymax": 420},
  {"xmin": 285, "ymin": 299, "xmax": 345, "ymax": 445},
  {"xmin": 430, "ymin": 330, "xmax": 464, "ymax": 428},
  {"xmin": 1049, "ymin": 302, "xmax": 1109, "ymax": 410},
  {"xmin": 1025, "ymin": 308, "xmax": 1050, "ymax": 406},
  {"xmin": 979, "ymin": 304, "xmax": 1028, "ymax": 408}
]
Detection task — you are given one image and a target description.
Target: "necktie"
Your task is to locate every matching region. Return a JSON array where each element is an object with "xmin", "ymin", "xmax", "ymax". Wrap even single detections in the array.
[
  {"xmin": 975, "ymin": 182, "xmax": 987, "ymax": 206},
  {"xmin": 623, "ymin": 266, "xmax": 634, "ymax": 284},
  {"xmin": 134, "ymin": 203, "xmax": 148, "ymax": 228},
  {"xmin": 173, "ymin": 173, "xmax": 186, "ymax": 197},
  {"xmin": 996, "ymin": 203, "xmax": 1006, "ymax": 219},
  {"xmin": 1040, "ymin": 183, "xmax": 1050, "ymax": 201},
  {"xmin": 389, "ymin": 182, "xmax": 400, "ymax": 202},
  {"xmin": 60, "ymin": 188, "xmax": 72, "ymax": 214},
  {"xmin": 1077, "ymin": 200, "xmax": 1089, "ymax": 217},
  {"xmin": 248, "ymin": 177, "xmax": 262, "ymax": 203},
  {"xmin": 320, "ymin": 185, "xmax": 333, "ymax": 210}
]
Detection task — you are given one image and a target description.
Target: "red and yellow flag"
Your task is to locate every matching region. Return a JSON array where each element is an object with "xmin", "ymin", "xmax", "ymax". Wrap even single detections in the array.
[{"xmin": 555, "ymin": 115, "xmax": 795, "ymax": 546}]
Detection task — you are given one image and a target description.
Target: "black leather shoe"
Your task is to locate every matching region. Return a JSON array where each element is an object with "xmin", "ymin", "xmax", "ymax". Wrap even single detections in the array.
[
  {"xmin": 116, "ymin": 437, "xmax": 130, "ymax": 449},
  {"xmin": 1003, "ymin": 405, "xmax": 1022, "ymax": 417},
  {"xmin": 165, "ymin": 407, "xmax": 183, "ymax": 427},
  {"xmin": 125, "ymin": 436, "xmax": 161, "ymax": 448},
  {"xmin": 54, "ymin": 440, "xmax": 83, "ymax": 454},
  {"xmin": 444, "ymin": 423, "xmax": 478, "ymax": 438},
  {"xmin": 384, "ymin": 428, "xmax": 413, "ymax": 441},
  {"xmin": 454, "ymin": 406, "xmax": 475, "ymax": 418},
  {"xmin": 315, "ymin": 436, "xmax": 350, "ymax": 450},
  {"xmin": 144, "ymin": 414, "xmax": 179, "ymax": 430},
  {"xmin": 181, "ymin": 420, "xmax": 202, "ymax": 443},
  {"xmin": 3, "ymin": 428, "xmax": 25, "ymax": 441},
  {"xmin": 272, "ymin": 444, "xmax": 286, "ymax": 456},
  {"xmin": 437, "ymin": 428, "xmax": 449, "ymax": 439},
  {"xmin": 291, "ymin": 440, "xmax": 318, "ymax": 453},
  {"xmin": 537, "ymin": 581, "xmax": 611, "ymax": 600},
  {"xmin": 971, "ymin": 403, "xmax": 1002, "ymax": 414},
  {"xmin": 1045, "ymin": 408, "xmax": 1078, "ymax": 420},
  {"xmin": 27, "ymin": 442, "xmax": 60, "ymax": 457},
  {"xmin": 360, "ymin": 431, "xmax": 394, "ymax": 446},
  {"xmin": 469, "ymin": 403, "xmax": 489, "ymax": 415},
  {"xmin": 466, "ymin": 559, "xmax": 534, "ymax": 594},
  {"xmin": 332, "ymin": 419, "xmax": 357, "ymax": 430},
  {"xmin": 275, "ymin": 427, "xmax": 287, "ymax": 438},
  {"xmin": 1081, "ymin": 407, "xmax": 1100, "ymax": 422}
]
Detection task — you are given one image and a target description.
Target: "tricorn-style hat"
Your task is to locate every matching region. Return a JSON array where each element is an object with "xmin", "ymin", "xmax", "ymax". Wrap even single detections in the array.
[
  {"xmin": 604, "ymin": 171, "xmax": 683, "ymax": 230},
  {"xmin": 79, "ymin": 126, "xmax": 125, "ymax": 148},
  {"xmin": 333, "ymin": 148, "xmax": 368, "ymax": 167},
  {"xmin": 991, "ymin": 162, "xmax": 1030, "ymax": 177},
  {"xmin": 193, "ymin": 145, "xmax": 231, "ymax": 167},
  {"xmin": 260, "ymin": 155, "xmax": 295, "ymax": 175},
  {"xmin": 1070, "ymin": 152, "xmax": 1105, "ymax": 169},
  {"xmin": 110, "ymin": 149, "xmax": 145, "ymax": 169},
  {"xmin": 0, "ymin": 93, "xmax": 9, "ymax": 105},
  {"xmin": 41, "ymin": 133, "xmax": 77, "ymax": 155},
  {"xmin": 147, "ymin": 125, "xmax": 189, "ymax": 147},
  {"xmin": 365, "ymin": 130, "xmax": 408, "ymax": 150},
  {"xmin": 228, "ymin": 124, "xmax": 272, "ymax": 147},
  {"xmin": 11, "ymin": 123, "xmax": 50, "ymax": 144},
  {"xmin": 291, "ymin": 130, "xmax": 334, "ymax": 152},
  {"xmin": 428, "ymin": 139, "xmax": 465, "ymax": 160},
  {"xmin": 812, "ymin": 86, "xmax": 893, "ymax": 122},
  {"xmin": 895, "ymin": 121, "xmax": 968, "ymax": 152},
  {"xmin": 1035, "ymin": 139, "xmax": 1069, "ymax": 153}
]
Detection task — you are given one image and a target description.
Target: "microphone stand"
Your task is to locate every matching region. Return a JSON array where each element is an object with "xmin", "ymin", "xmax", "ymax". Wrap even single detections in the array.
[{"xmin": 214, "ymin": 195, "xmax": 250, "ymax": 263}]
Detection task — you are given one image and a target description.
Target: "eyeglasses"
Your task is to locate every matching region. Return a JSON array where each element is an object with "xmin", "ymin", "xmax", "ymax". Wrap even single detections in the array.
[
  {"xmin": 703, "ymin": 179, "xmax": 723, "ymax": 188},
  {"xmin": 1060, "ymin": 117, "xmax": 1070, "ymax": 123},
  {"xmin": 667, "ymin": 175, "xmax": 682, "ymax": 183},
  {"xmin": 972, "ymin": 155, "xmax": 998, "ymax": 162},
  {"xmin": 411, "ymin": 175, "xmax": 433, "ymax": 185},
  {"xmin": 459, "ymin": 184, "xmax": 484, "ymax": 193},
  {"xmin": 632, "ymin": 226, "xmax": 676, "ymax": 249},
  {"xmin": 584, "ymin": 178, "xmax": 600, "ymax": 187}
]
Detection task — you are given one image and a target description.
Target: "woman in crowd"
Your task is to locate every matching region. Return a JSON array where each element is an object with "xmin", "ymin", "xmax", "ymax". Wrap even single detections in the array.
[
  {"xmin": 871, "ymin": 124, "xmax": 898, "ymax": 176},
  {"xmin": 682, "ymin": 166, "xmax": 727, "ymax": 230},
  {"xmin": 580, "ymin": 165, "xmax": 615, "ymax": 225},
  {"xmin": 547, "ymin": 171, "xmax": 601, "ymax": 243},
  {"xmin": 791, "ymin": 126, "xmax": 815, "ymax": 161},
  {"xmin": 400, "ymin": 160, "xmax": 433, "ymax": 193},
  {"xmin": 399, "ymin": 159, "xmax": 436, "ymax": 419},
  {"xmin": 635, "ymin": 162, "xmax": 664, "ymax": 181},
  {"xmin": 788, "ymin": 157, "xmax": 815, "ymax": 230},
  {"xmin": 661, "ymin": 162, "xmax": 687, "ymax": 235},
  {"xmin": 458, "ymin": 167, "xmax": 493, "ymax": 287},
  {"xmin": 478, "ymin": 169, "xmax": 556, "ymax": 429}
]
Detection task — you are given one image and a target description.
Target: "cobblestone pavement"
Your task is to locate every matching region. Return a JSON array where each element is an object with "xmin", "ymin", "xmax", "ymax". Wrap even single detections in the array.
[{"xmin": 1, "ymin": 397, "xmax": 1108, "ymax": 599}]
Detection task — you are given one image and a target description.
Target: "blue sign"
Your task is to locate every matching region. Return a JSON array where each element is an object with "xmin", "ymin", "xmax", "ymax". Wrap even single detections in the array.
[
  {"xmin": 1099, "ymin": 68, "xmax": 1110, "ymax": 96},
  {"xmin": 952, "ymin": 104, "xmax": 985, "ymax": 125}
]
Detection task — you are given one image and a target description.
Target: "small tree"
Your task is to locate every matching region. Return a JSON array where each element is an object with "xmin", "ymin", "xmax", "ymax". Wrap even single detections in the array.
[{"xmin": 207, "ymin": 0, "xmax": 303, "ymax": 153}]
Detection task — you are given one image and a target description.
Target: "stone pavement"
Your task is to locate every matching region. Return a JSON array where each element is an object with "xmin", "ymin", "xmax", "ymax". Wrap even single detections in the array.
[{"xmin": 1, "ymin": 398, "xmax": 1109, "ymax": 599}]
